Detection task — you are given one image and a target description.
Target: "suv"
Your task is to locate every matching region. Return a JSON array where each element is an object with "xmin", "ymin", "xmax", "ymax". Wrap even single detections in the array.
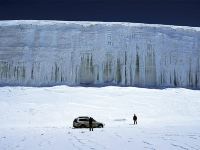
[{"xmin": 73, "ymin": 116, "xmax": 104, "ymax": 128}]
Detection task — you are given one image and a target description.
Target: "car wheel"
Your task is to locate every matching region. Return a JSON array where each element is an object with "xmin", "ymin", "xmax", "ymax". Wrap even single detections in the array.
[{"xmin": 98, "ymin": 124, "xmax": 103, "ymax": 128}]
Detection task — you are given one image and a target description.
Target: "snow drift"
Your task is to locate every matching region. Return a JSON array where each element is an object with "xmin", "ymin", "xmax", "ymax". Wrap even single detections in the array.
[{"xmin": 0, "ymin": 20, "xmax": 200, "ymax": 88}]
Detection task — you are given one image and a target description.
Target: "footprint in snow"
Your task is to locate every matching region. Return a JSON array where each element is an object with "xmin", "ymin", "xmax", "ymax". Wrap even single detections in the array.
[{"xmin": 21, "ymin": 137, "xmax": 26, "ymax": 142}]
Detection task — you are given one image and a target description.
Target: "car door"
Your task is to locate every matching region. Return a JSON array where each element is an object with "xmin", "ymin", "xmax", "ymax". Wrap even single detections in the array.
[{"xmin": 79, "ymin": 118, "xmax": 89, "ymax": 127}]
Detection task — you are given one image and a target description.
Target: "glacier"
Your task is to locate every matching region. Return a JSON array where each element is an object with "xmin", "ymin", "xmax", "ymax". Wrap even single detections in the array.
[{"xmin": 0, "ymin": 20, "xmax": 200, "ymax": 88}]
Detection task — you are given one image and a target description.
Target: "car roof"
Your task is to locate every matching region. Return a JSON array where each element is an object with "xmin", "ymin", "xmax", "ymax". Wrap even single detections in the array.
[{"xmin": 78, "ymin": 116, "xmax": 89, "ymax": 118}]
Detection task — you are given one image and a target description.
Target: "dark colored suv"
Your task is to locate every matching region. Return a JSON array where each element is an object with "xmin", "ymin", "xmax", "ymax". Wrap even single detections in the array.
[{"xmin": 73, "ymin": 116, "xmax": 104, "ymax": 128}]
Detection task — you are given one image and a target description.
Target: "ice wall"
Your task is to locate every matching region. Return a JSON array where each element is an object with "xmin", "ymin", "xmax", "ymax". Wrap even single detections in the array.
[{"xmin": 0, "ymin": 20, "xmax": 200, "ymax": 88}]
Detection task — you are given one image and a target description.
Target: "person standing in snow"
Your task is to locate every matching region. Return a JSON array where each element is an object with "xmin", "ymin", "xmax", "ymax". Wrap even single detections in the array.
[
  {"xmin": 133, "ymin": 114, "xmax": 137, "ymax": 125},
  {"xmin": 89, "ymin": 117, "xmax": 93, "ymax": 131}
]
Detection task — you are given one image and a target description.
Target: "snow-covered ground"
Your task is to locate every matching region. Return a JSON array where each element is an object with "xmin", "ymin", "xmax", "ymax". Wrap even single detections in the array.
[{"xmin": 0, "ymin": 86, "xmax": 200, "ymax": 150}]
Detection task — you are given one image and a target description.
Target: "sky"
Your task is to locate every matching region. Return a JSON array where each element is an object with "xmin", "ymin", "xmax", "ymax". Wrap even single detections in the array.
[{"xmin": 0, "ymin": 0, "xmax": 200, "ymax": 27}]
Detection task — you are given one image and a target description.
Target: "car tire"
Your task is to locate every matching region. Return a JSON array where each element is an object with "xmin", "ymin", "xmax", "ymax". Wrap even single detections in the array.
[{"xmin": 98, "ymin": 124, "xmax": 103, "ymax": 128}]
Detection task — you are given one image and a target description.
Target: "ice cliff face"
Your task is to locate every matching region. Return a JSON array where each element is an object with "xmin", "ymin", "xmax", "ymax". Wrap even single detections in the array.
[{"xmin": 0, "ymin": 20, "xmax": 200, "ymax": 88}]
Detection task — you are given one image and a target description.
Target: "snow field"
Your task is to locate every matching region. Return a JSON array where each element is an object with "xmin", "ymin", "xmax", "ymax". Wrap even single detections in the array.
[{"xmin": 0, "ymin": 86, "xmax": 200, "ymax": 149}]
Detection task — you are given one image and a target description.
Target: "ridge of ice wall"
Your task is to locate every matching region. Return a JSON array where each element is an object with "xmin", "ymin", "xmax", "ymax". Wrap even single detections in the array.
[{"xmin": 0, "ymin": 20, "xmax": 200, "ymax": 88}]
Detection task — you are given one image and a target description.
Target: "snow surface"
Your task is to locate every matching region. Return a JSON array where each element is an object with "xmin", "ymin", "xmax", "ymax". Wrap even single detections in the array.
[
  {"xmin": 0, "ymin": 20, "xmax": 200, "ymax": 88},
  {"xmin": 0, "ymin": 86, "xmax": 200, "ymax": 150}
]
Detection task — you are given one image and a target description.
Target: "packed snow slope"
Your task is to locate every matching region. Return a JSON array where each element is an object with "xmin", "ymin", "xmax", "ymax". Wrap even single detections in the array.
[
  {"xmin": 0, "ymin": 20, "xmax": 200, "ymax": 88},
  {"xmin": 0, "ymin": 86, "xmax": 200, "ymax": 150}
]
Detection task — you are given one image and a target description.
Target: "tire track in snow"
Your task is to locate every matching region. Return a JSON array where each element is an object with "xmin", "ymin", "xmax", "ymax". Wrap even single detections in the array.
[
  {"xmin": 143, "ymin": 140, "xmax": 156, "ymax": 150},
  {"xmin": 171, "ymin": 143, "xmax": 189, "ymax": 150}
]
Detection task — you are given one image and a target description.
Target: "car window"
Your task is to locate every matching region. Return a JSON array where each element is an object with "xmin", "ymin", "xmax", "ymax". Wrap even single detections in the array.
[{"xmin": 79, "ymin": 119, "xmax": 89, "ymax": 121}]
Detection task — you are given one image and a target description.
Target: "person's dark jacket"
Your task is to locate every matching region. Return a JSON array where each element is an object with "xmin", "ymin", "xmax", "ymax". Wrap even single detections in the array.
[
  {"xmin": 133, "ymin": 115, "xmax": 137, "ymax": 121},
  {"xmin": 89, "ymin": 117, "xmax": 93, "ymax": 125}
]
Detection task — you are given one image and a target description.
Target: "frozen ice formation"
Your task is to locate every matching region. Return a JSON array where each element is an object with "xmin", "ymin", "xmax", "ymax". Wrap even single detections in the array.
[{"xmin": 0, "ymin": 20, "xmax": 200, "ymax": 88}]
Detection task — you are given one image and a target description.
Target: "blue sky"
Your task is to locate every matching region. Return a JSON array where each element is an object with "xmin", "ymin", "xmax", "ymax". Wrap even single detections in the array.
[{"xmin": 0, "ymin": 0, "xmax": 199, "ymax": 26}]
